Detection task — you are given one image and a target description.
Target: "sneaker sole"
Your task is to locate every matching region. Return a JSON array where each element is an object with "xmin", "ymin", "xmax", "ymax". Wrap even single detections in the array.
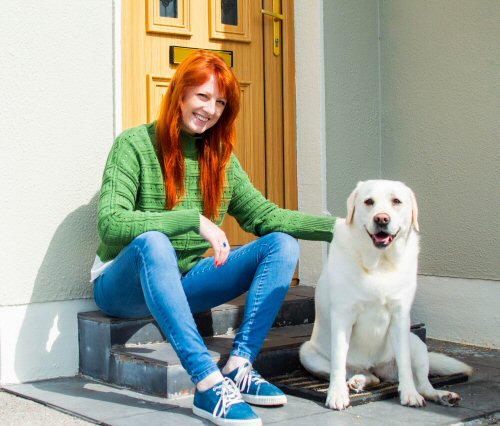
[
  {"xmin": 192, "ymin": 406, "xmax": 262, "ymax": 426},
  {"xmin": 242, "ymin": 394, "xmax": 288, "ymax": 406}
]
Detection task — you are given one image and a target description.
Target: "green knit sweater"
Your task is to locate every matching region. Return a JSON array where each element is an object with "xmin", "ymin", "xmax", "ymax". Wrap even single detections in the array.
[{"xmin": 96, "ymin": 122, "xmax": 336, "ymax": 273}]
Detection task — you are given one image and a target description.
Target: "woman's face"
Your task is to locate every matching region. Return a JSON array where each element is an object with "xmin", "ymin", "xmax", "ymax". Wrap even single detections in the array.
[{"xmin": 181, "ymin": 74, "xmax": 227, "ymax": 135}]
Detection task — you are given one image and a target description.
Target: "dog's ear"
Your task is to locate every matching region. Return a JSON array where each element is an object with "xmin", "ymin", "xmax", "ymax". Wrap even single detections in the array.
[
  {"xmin": 410, "ymin": 189, "xmax": 420, "ymax": 232},
  {"xmin": 346, "ymin": 182, "xmax": 362, "ymax": 225}
]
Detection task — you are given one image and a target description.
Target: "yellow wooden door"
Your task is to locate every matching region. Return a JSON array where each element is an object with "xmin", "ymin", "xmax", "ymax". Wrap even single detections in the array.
[{"xmin": 122, "ymin": 0, "xmax": 297, "ymax": 253}]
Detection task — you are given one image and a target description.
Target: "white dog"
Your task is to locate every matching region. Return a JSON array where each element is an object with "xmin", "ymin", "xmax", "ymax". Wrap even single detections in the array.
[{"xmin": 300, "ymin": 180, "xmax": 472, "ymax": 410}]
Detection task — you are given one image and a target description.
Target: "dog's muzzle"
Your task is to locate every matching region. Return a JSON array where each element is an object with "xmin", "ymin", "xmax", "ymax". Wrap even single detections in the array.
[{"xmin": 365, "ymin": 227, "xmax": 400, "ymax": 249}]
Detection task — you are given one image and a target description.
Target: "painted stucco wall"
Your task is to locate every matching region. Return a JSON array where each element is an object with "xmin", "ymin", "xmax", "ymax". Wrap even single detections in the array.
[
  {"xmin": 320, "ymin": 1, "xmax": 499, "ymax": 347},
  {"xmin": 0, "ymin": 1, "xmax": 114, "ymax": 305},
  {"xmin": 0, "ymin": 0, "xmax": 114, "ymax": 383},
  {"xmin": 380, "ymin": 0, "xmax": 500, "ymax": 280},
  {"xmin": 323, "ymin": 1, "xmax": 499, "ymax": 281},
  {"xmin": 323, "ymin": 0, "xmax": 382, "ymax": 214},
  {"xmin": 295, "ymin": 0, "xmax": 329, "ymax": 285}
]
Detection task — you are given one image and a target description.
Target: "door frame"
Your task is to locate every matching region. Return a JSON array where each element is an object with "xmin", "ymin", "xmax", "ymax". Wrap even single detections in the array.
[{"xmin": 281, "ymin": 0, "xmax": 298, "ymax": 212}]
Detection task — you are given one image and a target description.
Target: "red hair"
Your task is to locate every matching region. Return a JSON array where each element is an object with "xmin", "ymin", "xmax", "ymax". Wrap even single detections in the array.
[{"xmin": 156, "ymin": 51, "xmax": 240, "ymax": 220}]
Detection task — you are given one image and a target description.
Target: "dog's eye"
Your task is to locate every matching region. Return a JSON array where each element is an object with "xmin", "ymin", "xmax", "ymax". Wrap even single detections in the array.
[
  {"xmin": 364, "ymin": 198, "xmax": 374, "ymax": 206},
  {"xmin": 392, "ymin": 198, "xmax": 402, "ymax": 206}
]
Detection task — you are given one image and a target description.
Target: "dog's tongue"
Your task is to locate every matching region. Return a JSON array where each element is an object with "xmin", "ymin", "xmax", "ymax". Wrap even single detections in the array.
[{"xmin": 374, "ymin": 232, "xmax": 393, "ymax": 245}]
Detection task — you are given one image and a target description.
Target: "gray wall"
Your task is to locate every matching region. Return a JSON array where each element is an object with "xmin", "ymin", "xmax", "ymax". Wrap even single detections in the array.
[
  {"xmin": 324, "ymin": 0, "xmax": 381, "ymax": 213},
  {"xmin": 380, "ymin": 1, "xmax": 499, "ymax": 280},
  {"xmin": 324, "ymin": 0, "xmax": 500, "ymax": 280}
]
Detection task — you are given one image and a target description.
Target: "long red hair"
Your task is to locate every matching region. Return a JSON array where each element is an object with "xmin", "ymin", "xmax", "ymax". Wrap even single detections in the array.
[{"xmin": 156, "ymin": 51, "xmax": 240, "ymax": 220}]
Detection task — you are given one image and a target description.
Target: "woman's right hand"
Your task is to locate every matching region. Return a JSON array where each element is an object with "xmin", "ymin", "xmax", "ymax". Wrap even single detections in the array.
[{"xmin": 199, "ymin": 214, "xmax": 230, "ymax": 267}]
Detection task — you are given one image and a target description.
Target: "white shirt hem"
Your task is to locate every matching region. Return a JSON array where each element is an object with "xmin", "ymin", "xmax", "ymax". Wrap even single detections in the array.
[{"xmin": 90, "ymin": 255, "xmax": 114, "ymax": 282}]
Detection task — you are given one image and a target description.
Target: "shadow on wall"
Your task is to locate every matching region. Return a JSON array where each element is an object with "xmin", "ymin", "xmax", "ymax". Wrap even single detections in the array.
[{"xmin": 14, "ymin": 192, "xmax": 100, "ymax": 382}]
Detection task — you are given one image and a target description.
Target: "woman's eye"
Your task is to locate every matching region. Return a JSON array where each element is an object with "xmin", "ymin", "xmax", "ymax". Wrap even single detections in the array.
[
  {"xmin": 198, "ymin": 93, "xmax": 208, "ymax": 99},
  {"xmin": 392, "ymin": 198, "xmax": 402, "ymax": 205},
  {"xmin": 217, "ymin": 100, "xmax": 226, "ymax": 106},
  {"xmin": 364, "ymin": 198, "xmax": 374, "ymax": 206}
]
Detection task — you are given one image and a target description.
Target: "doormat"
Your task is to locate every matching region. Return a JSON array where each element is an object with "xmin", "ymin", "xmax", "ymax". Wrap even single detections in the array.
[{"xmin": 270, "ymin": 369, "xmax": 469, "ymax": 406}]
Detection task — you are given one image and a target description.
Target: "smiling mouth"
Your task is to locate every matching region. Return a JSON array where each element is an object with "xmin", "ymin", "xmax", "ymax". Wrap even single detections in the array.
[
  {"xmin": 365, "ymin": 227, "xmax": 400, "ymax": 248},
  {"xmin": 194, "ymin": 113, "xmax": 209, "ymax": 123}
]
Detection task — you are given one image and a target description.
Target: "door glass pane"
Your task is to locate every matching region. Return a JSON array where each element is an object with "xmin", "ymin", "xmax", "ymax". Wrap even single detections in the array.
[
  {"xmin": 221, "ymin": 0, "xmax": 238, "ymax": 26},
  {"xmin": 160, "ymin": 0, "xmax": 178, "ymax": 18}
]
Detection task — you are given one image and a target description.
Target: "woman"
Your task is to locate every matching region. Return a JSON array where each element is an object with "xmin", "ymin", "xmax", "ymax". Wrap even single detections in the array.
[{"xmin": 92, "ymin": 51, "xmax": 336, "ymax": 426}]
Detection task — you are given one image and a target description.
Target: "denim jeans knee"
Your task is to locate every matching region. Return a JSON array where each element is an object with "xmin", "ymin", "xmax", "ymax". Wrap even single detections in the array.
[
  {"xmin": 132, "ymin": 231, "xmax": 178, "ymax": 263},
  {"xmin": 267, "ymin": 232, "xmax": 300, "ymax": 265},
  {"xmin": 261, "ymin": 232, "xmax": 300, "ymax": 292}
]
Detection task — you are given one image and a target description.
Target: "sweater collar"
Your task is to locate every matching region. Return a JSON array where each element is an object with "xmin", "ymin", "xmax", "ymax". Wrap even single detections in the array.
[{"xmin": 180, "ymin": 130, "xmax": 203, "ymax": 157}]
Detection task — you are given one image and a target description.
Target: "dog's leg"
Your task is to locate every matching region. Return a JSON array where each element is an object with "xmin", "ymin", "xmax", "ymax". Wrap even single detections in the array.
[
  {"xmin": 346, "ymin": 369, "xmax": 380, "ymax": 393},
  {"xmin": 389, "ymin": 310, "xmax": 425, "ymax": 407},
  {"xmin": 326, "ymin": 312, "xmax": 353, "ymax": 410},
  {"xmin": 410, "ymin": 334, "xmax": 462, "ymax": 406},
  {"xmin": 299, "ymin": 341, "xmax": 330, "ymax": 379}
]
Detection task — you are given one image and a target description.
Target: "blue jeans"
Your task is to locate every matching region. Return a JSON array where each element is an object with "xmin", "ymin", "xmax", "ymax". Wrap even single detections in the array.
[{"xmin": 93, "ymin": 231, "xmax": 299, "ymax": 384}]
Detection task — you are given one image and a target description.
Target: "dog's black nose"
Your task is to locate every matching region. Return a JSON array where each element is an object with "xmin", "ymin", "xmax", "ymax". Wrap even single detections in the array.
[{"xmin": 374, "ymin": 213, "xmax": 390, "ymax": 227}]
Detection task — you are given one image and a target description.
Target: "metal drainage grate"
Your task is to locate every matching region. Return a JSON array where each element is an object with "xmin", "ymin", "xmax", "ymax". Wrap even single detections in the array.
[{"xmin": 270, "ymin": 369, "xmax": 469, "ymax": 406}]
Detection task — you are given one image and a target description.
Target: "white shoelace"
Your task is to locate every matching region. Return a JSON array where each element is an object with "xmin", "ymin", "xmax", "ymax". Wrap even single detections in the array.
[
  {"xmin": 213, "ymin": 377, "xmax": 244, "ymax": 418},
  {"xmin": 233, "ymin": 363, "xmax": 266, "ymax": 393}
]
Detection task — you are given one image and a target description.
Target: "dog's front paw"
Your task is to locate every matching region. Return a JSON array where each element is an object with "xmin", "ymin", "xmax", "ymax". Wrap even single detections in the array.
[
  {"xmin": 347, "ymin": 374, "xmax": 367, "ymax": 392},
  {"xmin": 347, "ymin": 374, "xmax": 380, "ymax": 392},
  {"xmin": 326, "ymin": 382, "xmax": 350, "ymax": 410},
  {"xmin": 400, "ymin": 388, "xmax": 426, "ymax": 407}
]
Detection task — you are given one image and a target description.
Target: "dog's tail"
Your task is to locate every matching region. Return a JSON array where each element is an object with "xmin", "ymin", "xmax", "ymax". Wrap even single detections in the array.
[
  {"xmin": 299, "ymin": 341, "xmax": 330, "ymax": 379},
  {"xmin": 428, "ymin": 352, "xmax": 473, "ymax": 376}
]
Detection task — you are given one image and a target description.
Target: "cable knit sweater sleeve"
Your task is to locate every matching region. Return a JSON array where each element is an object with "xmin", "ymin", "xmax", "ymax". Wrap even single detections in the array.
[
  {"xmin": 227, "ymin": 156, "xmax": 336, "ymax": 242},
  {"xmin": 97, "ymin": 126, "xmax": 200, "ymax": 250}
]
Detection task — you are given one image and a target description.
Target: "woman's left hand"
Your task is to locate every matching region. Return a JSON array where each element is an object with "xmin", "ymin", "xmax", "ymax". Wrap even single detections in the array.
[{"xmin": 199, "ymin": 214, "xmax": 230, "ymax": 267}]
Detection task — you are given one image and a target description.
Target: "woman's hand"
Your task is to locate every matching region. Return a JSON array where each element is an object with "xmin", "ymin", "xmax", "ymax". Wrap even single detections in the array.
[{"xmin": 199, "ymin": 214, "xmax": 230, "ymax": 267}]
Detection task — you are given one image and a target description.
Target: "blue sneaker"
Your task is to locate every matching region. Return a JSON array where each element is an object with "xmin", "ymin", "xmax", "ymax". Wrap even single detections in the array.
[
  {"xmin": 224, "ymin": 363, "xmax": 287, "ymax": 406},
  {"xmin": 192, "ymin": 377, "xmax": 261, "ymax": 425}
]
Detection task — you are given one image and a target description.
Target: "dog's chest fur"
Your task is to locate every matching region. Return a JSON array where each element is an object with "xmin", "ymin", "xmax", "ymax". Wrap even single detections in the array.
[
  {"xmin": 325, "ymin": 223, "xmax": 419, "ymax": 366},
  {"xmin": 330, "ymin": 226, "xmax": 418, "ymax": 303}
]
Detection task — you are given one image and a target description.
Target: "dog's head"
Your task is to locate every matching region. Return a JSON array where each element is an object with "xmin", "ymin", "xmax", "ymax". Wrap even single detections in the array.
[{"xmin": 345, "ymin": 180, "xmax": 419, "ymax": 249}]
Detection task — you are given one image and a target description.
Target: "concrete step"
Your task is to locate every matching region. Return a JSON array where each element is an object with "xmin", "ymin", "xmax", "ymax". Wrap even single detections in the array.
[
  {"xmin": 109, "ymin": 323, "xmax": 313, "ymax": 398},
  {"xmin": 78, "ymin": 285, "xmax": 426, "ymax": 399},
  {"xmin": 88, "ymin": 321, "xmax": 426, "ymax": 399},
  {"xmin": 78, "ymin": 286, "xmax": 316, "ymax": 383}
]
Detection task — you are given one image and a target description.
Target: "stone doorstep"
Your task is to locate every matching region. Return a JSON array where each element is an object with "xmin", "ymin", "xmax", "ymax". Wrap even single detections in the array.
[
  {"xmin": 78, "ymin": 285, "xmax": 427, "ymax": 400},
  {"xmin": 106, "ymin": 324, "xmax": 311, "ymax": 398},
  {"xmin": 93, "ymin": 323, "xmax": 427, "ymax": 400},
  {"xmin": 78, "ymin": 286, "xmax": 316, "ymax": 346},
  {"xmin": 78, "ymin": 286, "xmax": 316, "ymax": 381}
]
